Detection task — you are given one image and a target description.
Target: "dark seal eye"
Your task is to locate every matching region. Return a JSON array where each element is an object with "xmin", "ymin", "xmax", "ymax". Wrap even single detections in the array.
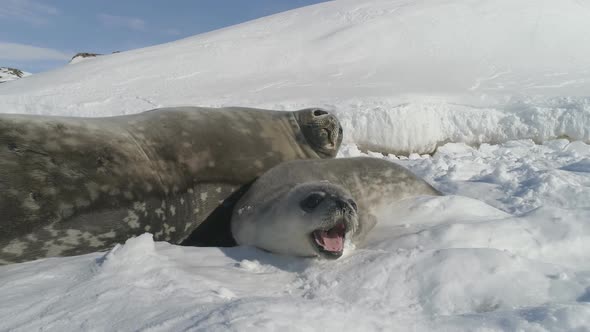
[{"xmin": 300, "ymin": 192, "xmax": 325, "ymax": 212}]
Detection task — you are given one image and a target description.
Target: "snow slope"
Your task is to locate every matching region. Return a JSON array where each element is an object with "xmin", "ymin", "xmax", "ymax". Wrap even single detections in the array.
[
  {"xmin": 1, "ymin": 0, "xmax": 590, "ymax": 331},
  {"xmin": 0, "ymin": 0, "xmax": 589, "ymax": 154}
]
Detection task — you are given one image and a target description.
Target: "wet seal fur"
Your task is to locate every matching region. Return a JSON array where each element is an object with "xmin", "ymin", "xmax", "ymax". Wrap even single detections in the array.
[
  {"xmin": 231, "ymin": 157, "xmax": 441, "ymax": 259},
  {"xmin": 0, "ymin": 106, "xmax": 342, "ymax": 264}
]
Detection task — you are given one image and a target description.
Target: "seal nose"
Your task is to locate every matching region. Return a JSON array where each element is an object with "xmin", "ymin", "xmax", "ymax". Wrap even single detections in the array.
[
  {"xmin": 316, "ymin": 111, "xmax": 340, "ymax": 147},
  {"xmin": 295, "ymin": 107, "xmax": 342, "ymax": 158},
  {"xmin": 336, "ymin": 198, "xmax": 357, "ymax": 213}
]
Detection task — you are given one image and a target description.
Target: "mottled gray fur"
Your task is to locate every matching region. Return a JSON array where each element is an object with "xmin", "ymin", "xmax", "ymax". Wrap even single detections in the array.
[{"xmin": 0, "ymin": 106, "xmax": 342, "ymax": 264}]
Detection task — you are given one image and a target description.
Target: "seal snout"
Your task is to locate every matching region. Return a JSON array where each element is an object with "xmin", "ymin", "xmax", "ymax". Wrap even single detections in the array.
[
  {"xmin": 311, "ymin": 109, "xmax": 341, "ymax": 149},
  {"xmin": 295, "ymin": 108, "xmax": 343, "ymax": 158}
]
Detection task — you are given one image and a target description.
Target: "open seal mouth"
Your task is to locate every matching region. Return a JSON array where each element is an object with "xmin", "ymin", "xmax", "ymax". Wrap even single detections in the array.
[{"xmin": 311, "ymin": 222, "xmax": 346, "ymax": 259}]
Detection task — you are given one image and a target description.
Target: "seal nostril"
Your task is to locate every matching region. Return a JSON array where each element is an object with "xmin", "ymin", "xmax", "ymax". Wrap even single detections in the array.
[
  {"xmin": 335, "ymin": 198, "xmax": 357, "ymax": 212},
  {"xmin": 313, "ymin": 109, "xmax": 328, "ymax": 117},
  {"xmin": 348, "ymin": 199, "xmax": 358, "ymax": 212}
]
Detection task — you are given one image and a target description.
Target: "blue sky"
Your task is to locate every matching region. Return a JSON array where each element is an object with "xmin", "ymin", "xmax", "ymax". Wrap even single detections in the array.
[{"xmin": 0, "ymin": 0, "xmax": 329, "ymax": 73}]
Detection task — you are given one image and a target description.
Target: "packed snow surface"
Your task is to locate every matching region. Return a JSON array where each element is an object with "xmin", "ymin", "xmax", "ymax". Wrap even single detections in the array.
[{"xmin": 1, "ymin": 0, "xmax": 590, "ymax": 331}]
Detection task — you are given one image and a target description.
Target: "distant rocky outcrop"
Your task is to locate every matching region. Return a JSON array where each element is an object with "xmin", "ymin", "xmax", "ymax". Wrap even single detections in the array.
[
  {"xmin": 0, "ymin": 67, "xmax": 32, "ymax": 83},
  {"xmin": 70, "ymin": 51, "xmax": 121, "ymax": 64}
]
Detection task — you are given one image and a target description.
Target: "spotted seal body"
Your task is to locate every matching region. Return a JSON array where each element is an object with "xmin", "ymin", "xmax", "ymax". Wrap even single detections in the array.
[
  {"xmin": 231, "ymin": 157, "xmax": 441, "ymax": 259},
  {"xmin": 0, "ymin": 106, "xmax": 342, "ymax": 264}
]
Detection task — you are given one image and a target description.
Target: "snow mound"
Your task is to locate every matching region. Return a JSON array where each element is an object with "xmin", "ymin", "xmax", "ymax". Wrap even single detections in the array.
[{"xmin": 1, "ymin": 0, "xmax": 589, "ymax": 153}]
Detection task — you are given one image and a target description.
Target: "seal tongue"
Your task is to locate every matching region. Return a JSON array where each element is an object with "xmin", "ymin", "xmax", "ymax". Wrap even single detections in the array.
[{"xmin": 314, "ymin": 223, "xmax": 345, "ymax": 252}]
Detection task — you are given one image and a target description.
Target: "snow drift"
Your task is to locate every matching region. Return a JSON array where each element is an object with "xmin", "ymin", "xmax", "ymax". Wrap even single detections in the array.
[{"xmin": 1, "ymin": 0, "xmax": 589, "ymax": 154}]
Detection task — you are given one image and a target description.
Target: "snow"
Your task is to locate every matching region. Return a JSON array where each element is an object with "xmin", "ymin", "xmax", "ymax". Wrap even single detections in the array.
[
  {"xmin": 1, "ymin": 0, "xmax": 590, "ymax": 330},
  {"xmin": 1, "ymin": 0, "xmax": 589, "ymax": 153}
]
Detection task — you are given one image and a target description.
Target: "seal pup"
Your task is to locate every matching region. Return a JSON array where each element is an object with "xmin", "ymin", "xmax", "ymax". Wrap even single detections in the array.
[
  {"xmin": 0, "ymin": 106, "xmax": 342, "ymax": 264},
  {"xmin": 231, "ymin": 157, "xmax": 441, "ymax": 259}
]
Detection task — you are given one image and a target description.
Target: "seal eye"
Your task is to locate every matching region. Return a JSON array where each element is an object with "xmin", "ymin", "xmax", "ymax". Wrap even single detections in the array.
[{"xmin": 301, "ymin": 192, "xmax": 325, "ymax": 212}]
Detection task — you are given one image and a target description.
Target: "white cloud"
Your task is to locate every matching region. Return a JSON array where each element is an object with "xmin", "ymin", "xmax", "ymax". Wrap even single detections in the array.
[
  {"xmin": 0, "ymin": 0, "xmax": 59, "ymax": 24},
  {"xmin": 98, "ymin": 14, "xmax": 146, "ymax": 31},
  {"xmin": 0, "ymin": 42, "xmax": 70, "ymax": 61}
]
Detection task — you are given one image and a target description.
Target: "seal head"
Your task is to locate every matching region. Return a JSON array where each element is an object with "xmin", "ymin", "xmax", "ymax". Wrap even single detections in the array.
[
  {"xmin": 295, "ymin": 108, "xmax": 343, "ymax": 158},
  {"xmin": 232, "ymin": 182, "xmax": 358, "ymax": 259},
  {"xmin": 231, "ymin": 157, "xmax": 442, "ymax": 259}
]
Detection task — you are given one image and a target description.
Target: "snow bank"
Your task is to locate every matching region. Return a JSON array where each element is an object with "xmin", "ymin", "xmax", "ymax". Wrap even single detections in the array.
[
  {"xmin": 1, "ymin": 0, "xmax": 589, "ymax": 154},
  {"xmin": 329, "ymin": 97, "xmax": 590, "ymax": 154}
]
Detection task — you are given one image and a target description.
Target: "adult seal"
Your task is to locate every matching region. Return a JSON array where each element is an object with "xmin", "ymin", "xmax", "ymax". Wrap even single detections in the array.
[
  {"xmin": 231, "ymin": 157, "xmax": 441, "ymax": 259},
  {"xmin": 0, "ymin": 106, "xmax": 342, "ymax": 264}
]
